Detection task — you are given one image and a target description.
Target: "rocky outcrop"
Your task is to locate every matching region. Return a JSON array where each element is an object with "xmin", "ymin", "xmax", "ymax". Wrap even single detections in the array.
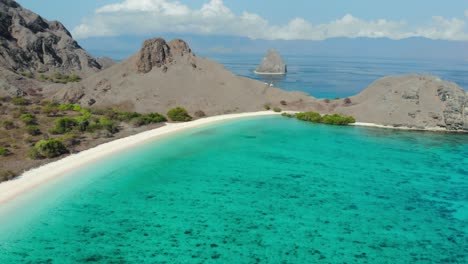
[
  {"xmin": 136, "ymin": 38, "xmax": 195, "ymax": 74},
  {"xmin": 255, "ymin": 49, "xmax": 287, "ymax": 74},
  {"xmin": 0, "ymin": 0, "xmax": 101, "ymax": 75},
  {"xmin": 96, "ymin": 57, "xmax": 116, "ymax": 70},
  {"xmin": 335, "ymin": 75, "xmax": 468, "ymax": 131}
]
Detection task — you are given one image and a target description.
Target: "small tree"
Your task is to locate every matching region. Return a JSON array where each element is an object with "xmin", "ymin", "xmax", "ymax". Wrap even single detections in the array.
[
  {"xmin": 167, "ymin": 107, "xmax": 192, "ymax": 122},
  {"xmin": 50, "ymin": 117, "xmax": 78, "ymax": 134},
  {"xmin": 30, "ymin": 139, "xmax": 69, "ymax": 159}
]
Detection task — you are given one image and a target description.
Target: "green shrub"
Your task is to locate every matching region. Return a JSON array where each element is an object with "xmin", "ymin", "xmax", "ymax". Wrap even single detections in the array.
[
  {"xmin": 66, "ymin": 74, "xmax": 81, "ymax": 83},
  {"xmin": 273, "ymin": 107, "xmax": 282, "ymax": 113},
  {"xmin": 116, "ymin": 111, "xmax": 142, "ymax": 122},
  {"xmin": 0, "ymin": 147, "xmax": 9, "ymax": 156},
  {"xmin": 281, "ymin": 113, "xmax": 295, "ymax": 118},
  {"xmin": 42, "ymin": 102, "xmax": 60, "ymax": 116},
  {"xmin": 294, "ymin": 112, "xmax": 355, "ymax": 126},
  {"xmin": 167, "ymin": 107, "xmax": 192, "ymax": 122},
  {"xmin": 99, "ymin": 117, "xmax": 119, "ymax": 134},
  {"xmin": 26, "ymin": 125, "xmax": 41, "ymax": 136},
  {"xmin": 20, "ymin": 113, "xmax": 36, "ymax": 125},
  {"xmin": 263, "ymin": 104, "xmax": 271, "ymax": 110},
  {"xmin": 12, "ymin": 97, "xmax": 29, "ymax": 106},
  {"xmin": 30, "ymin": 139, "xmax": 69, "ymax": 159},
  {"xmin": 0, "ymin": 170, "xmax": 16, "ymax": 182},
  {"xmin": 58, "ymin": 104, "xmax": 82, "ymax": 111},
  {"xmin": 50, "ymin": 117, "xmax": 78, "ymax": 134},
  {"xmin": 133, "ymin": 113, "xmax": 167, "ymax": 127},
  {"xmin": 48, "ymin": 72, "xmax": 81, "ymax": 83},
  {"xmin": 321, "ymin": 114, "xmax": 356, "ymax": 125},
  {"xmin": 295, "ymin": 112, "xmax": 322, "ymax": 123},
  {"xmin": 2, "ymin": 120, "xmax": 15, "ymax": 130}
]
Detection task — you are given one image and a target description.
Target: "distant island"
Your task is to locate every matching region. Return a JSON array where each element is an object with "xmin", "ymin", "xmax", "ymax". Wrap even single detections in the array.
[
  {"xmin": 254, "ymin": 49, "xmax": 288, "ymax": 75},
  {"xmin": 0, "ymin": 0, "xmax": 467, "ymax": 182}
]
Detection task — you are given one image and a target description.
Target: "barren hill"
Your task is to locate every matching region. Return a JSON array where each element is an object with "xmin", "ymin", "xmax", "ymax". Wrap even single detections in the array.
[
  {"xmin": 334, "ymin": 75, "xmax": 468, "ymax": 131},
  {"xmin": 50, "ymin": 38, "xmax": 319, "ymax": 115}
]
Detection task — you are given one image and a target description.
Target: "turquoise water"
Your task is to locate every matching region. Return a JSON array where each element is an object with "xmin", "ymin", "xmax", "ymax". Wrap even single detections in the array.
[{"xmin": 0, "ymin": 117, "xmax": 467, "ymax": 263}]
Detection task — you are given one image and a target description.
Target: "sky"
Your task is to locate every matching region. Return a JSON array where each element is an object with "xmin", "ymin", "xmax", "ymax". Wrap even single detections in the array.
[{"xmin": 16, "ymin": 0, "xmax": 468, "ymax": 41}]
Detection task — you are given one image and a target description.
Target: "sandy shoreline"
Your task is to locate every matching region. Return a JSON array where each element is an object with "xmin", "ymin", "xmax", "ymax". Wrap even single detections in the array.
[{"xmin": 0, "ymin": 111, "xmax": 280, "ymax": 205}]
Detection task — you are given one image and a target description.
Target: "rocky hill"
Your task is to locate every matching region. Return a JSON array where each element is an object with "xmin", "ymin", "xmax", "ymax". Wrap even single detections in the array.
[
  {"xmin": 49, "ymin": 38, "xmax": 318, "ymax": 115},
  {"xmin": 0, "ymin": 0, "xmax": 101, "ymax": 76},
  {"xmin": 334, "ymin": 75, "xmax": 468, "ymax": 131}
]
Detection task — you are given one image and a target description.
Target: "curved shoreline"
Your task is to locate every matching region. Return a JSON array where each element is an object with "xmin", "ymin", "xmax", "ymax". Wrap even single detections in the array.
[{"xmin": 0, "ymin": 111, "xmax": 280, "ymax": 205}]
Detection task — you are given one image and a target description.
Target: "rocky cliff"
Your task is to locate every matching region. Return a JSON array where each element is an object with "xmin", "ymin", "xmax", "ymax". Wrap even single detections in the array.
[
  {"xmin": 255, "ymin": 49, "xmax": 287, "ymax": 74},
  {"xmin": 0, "ymin": 0, "xmax": 101, "ymax": 75}
]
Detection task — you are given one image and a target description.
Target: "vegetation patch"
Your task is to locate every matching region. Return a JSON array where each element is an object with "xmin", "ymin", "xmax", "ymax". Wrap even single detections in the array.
[
  {"xmin": 289, "ymin": 111, "xmax": 356, "ymax": 126},
  {"xmin": 167, "ymin": 107, "xmax": 192, "ymax": 122},
  {"xmin": 29, "ymin": 139, "xmax": 69, "ymax": 159},
  {"xmin": 0, "ymin": 147, "xmax": 9, "ymax": 156},
  {"xmin": 39, "ymin": 72, "xmax": 81, "ymax": 83},
  {"xmin": 273, "ymin": 107, "xmax": 282, "ymax": 113},
  {"xmin": 20, "ymin": 113, "xmax": 37, "ymax": 125}
]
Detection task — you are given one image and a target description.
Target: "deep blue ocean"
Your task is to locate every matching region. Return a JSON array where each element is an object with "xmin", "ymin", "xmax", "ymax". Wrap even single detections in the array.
[{"xmin": 203, "ymin": 54, "xmax": 468, "ymax": 98}]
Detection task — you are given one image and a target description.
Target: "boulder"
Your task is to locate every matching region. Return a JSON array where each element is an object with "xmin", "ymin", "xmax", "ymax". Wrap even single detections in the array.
[{"xmin": 255, "ymin": 49, "xmax": 287, "ymax": 74}]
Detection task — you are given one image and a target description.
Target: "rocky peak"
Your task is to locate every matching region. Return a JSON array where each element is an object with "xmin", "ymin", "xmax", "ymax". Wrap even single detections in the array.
[
  {"xmin": 136, "ymin": 38, "xmax": 195, "ymax": 74},
  {"xmin": 0, "ymin": 0, "xmax": 101, "ymax": 75},
  {"xmin": 255, "ymin": 49, "xmax": 287, "ymax": 74}
]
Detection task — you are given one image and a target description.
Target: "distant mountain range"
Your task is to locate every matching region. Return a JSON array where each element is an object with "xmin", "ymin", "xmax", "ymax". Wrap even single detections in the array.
[{"xmin": 79, "ymin": 34, "xmax": 468, "ymax": 61}]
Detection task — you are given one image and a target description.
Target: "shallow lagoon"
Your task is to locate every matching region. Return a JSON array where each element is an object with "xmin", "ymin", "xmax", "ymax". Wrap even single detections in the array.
[{"xmin": 0, "ymin": 116, "xmax": 467, "ymax": 263}]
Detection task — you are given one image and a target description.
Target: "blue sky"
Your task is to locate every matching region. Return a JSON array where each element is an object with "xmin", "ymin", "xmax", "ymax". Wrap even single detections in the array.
[{"xmin": 16, "ymin": 0, "xmax": 468, "ymax": 41}]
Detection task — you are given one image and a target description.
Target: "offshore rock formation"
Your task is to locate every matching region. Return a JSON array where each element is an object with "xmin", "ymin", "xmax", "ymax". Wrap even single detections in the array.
[
  {"xmin": 335, "ymin": 75, "xmax": 468, "ymax": 131},
  {"xmin": 255, "ymin": 49, "xmax": 287, "ymax": 74},
  {"xmin": 0, "ymin": 0, "xmax": 101, "ymax": 75}
]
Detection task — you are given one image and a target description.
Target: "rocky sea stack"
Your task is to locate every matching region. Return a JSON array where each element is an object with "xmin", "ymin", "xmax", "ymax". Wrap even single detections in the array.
[{"xmin": 255, "ymin": 49, "xmax": 287, "ymax": 75}]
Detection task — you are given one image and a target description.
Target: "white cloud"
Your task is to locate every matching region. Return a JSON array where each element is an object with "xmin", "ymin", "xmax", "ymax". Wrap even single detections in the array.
[{"xmin": 72, "ymin": 0, "xmax": 468, "ymax": 41}]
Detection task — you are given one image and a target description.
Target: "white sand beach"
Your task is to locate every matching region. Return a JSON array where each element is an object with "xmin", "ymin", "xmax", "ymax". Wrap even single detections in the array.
[{"xmin": 0, "ymin": 111, "xmax": 280, "ymax": 205}]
